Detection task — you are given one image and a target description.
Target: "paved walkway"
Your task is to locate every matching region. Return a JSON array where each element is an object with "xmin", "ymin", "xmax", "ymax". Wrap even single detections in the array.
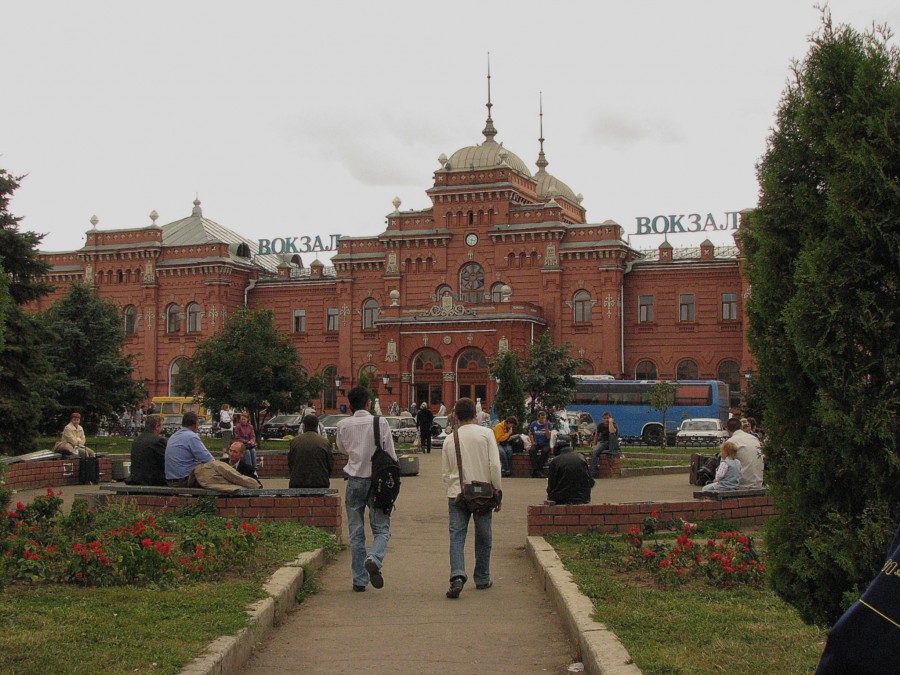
[{"xmin": 11, "ymin": 454, "xmax": 697, "ymax": 674}]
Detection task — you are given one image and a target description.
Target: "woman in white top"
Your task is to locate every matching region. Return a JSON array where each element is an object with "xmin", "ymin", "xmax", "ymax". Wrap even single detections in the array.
[{"xmin": 219, "ymin": 404, "xmax": 234, "ymax": 454}]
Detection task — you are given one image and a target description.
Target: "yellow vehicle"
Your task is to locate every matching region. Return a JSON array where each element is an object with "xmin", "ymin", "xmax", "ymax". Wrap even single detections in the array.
[{"xmin": 151, "ymin": 397, "xmax": 209, "ymax": 423}]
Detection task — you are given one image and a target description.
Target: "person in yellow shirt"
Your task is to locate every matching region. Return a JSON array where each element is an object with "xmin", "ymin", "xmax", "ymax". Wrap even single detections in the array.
[{"xmin": 493, "ymin": 416, "xmax": 517, "ymax": 477}]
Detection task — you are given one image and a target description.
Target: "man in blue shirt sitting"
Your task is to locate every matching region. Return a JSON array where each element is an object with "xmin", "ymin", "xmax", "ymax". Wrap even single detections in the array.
[{"xmin": 165, "ymin": 411, "xmax": 215, "ymax": 487}]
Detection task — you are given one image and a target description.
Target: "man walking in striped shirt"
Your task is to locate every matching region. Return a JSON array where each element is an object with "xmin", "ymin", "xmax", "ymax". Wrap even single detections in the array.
[{"xmin": 336, "ymin": 386, "xmax": 398, "ymax": 592}]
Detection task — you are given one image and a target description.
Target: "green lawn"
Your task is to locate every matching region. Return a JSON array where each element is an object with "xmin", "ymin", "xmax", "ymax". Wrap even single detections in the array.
[
  {"xmin": 0, "ymin": 518, "xmax": 338, "ymax": 674},
  {"xmin": 547, "ymin": 533, "xmax": 827, "ymax": 674}
]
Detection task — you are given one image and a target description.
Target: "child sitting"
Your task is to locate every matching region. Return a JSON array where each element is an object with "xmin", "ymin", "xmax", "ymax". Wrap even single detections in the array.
[{"xmin": 702, "ymin": 440, "xmax": 742, "ymax": 492}]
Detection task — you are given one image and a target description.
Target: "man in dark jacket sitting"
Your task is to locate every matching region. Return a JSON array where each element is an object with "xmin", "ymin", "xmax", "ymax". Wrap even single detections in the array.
[
  {"xmin": 546, "ymin": 441, "xmax": 595, "ymax": 505},
  {"xmin": 227, "ymin": 441, "xmax": 262, "ymax": 487},
  {"xmin": 127, "ymin": 414, "xmax": 167, "ymax": 486},
  {"xmin": 288, "ymin": 414, "xmax": 333, "ymax": 488}
]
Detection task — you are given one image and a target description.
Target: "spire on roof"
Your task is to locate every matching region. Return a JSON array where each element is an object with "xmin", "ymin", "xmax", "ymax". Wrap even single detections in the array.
[
  {"xmin": 192, "ymin": 196, "xmax": 202, "ymax": 217},
  {"xmin": 482, "ymin": 52, "xmax": 497, "ymax": 143},
  {"xmin": 536, "ymin": 91, "xmax": 548, "ymax": 173}
]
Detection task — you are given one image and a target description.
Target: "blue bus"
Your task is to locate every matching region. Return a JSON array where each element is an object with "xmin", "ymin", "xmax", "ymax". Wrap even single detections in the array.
[{"xmin": 567, "ymin": 377, "xmax": 730, "ymax": 445}]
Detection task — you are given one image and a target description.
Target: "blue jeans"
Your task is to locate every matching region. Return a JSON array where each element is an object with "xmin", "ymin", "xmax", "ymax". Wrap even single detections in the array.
[
  {"xmin": 346, "ymin": 477, "xmax": 392, "ymax": 587},
  {"xmin": 498, "ymin": 443, "xmax": 512, "ymax": 474},
  {"xmin": 448, "ymin": 498, "xmax": 493, "ymax": 585},
  {"xmin": 590, "ymin": 441, "xmax": 609, "ymax": 477}
]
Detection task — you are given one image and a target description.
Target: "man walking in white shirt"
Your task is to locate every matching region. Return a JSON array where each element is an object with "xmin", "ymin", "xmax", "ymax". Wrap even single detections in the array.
[
  {"xmin": 336, "ymin": 386, "xmax": 398, "ymax": 593},
  {"xmin": 441, "ymin": 397, "xmax": 503, "ymax": 599}
]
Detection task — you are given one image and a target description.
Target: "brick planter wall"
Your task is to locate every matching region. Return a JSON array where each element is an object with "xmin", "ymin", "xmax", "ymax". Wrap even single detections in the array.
[
  {"xmin": 527, "ymin": 497, "xmax": 775, "ymax": 536},
  {"xmin": 105, "ymin": 494, "xmax": 342, "ymax": 536},
  {"xmin": 509, "ymin": 452, "xmax": 621, "ymax": 478},
  {"xmin": 3, "ymin": 458, "xmax": 113, "ymax": 490},
  {"xmin": 256, "ymin": 451, "xmax": 348, "ymax": 479}
]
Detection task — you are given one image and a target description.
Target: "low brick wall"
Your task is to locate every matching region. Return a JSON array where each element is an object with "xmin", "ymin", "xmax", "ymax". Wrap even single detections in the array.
[
  {"xmin": 509, "ymin": 452, "xmax": 621, "ymax": 478},
  {"xmin": 527, "ymin": 496, "xmax": 775, "ymax": 536},
  {"xmin": 256, "ymin": 450, "xmax": 348, "ymax": 479},
  {"xmin": 105, "ymin": 494, "xmax": 342, "ymax": 536},
  {"xmin": 3, "ymin": 458, "xmax": 113, "ymax": 490}
]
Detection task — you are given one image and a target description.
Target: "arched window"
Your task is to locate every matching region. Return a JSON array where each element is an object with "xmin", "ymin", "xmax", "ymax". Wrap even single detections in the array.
[
  {"xmin": 490, "ymin": 282, "xmax": 506, "ymax": 303},
  {"xmin": 359, "ymin": 364, "xmax": 379, "ymax": 395},
  {"xmin": 575, "ymin": 361, "xmax": 594, "ymax": 376},
  {"xmin": 676, "ymin": 359, "xmax": 699, "ymax": 380},
  {"xmin": 117, "ymin": 270, "xmax": 124, "ymax": 284},
  {"xmin": 635, "ymin": 360, "xmax": 658, "ymax": 380},
  {"xmin": 169, "ymin": 357, "xmax": 191, "ymax": 396},
  {"xmin": 187, "ymin": 303, "xmax": 202, "ymax": 333},
  {"xmin": 413, "ymin": 349, "xmax": 443, "ymax": 372},
  {"xmin": 718, "ymin": 359, "xmax": 742, "ymax": 407},
  {"xmin": 362, "ymin": 299, "xmax": 379, "ymax": 330},
  {"xmin": 435, "ymin": 284, "xmax": 452, "ymax": 300},
  {"xmin": 459, "ymin": 262, "xmax": 485, "ymax": 303},
  {"xmin": 166, "ymin": 304, "xmax": 181, "ymax": 333},
  {"xmin": 322, "ymin": 365, "xmax": 337, "ymax": 411},
  {"xmin": 573, "ymin": 290, "xmax": 592, "ymax": 324},
  {"xmin": 236, "ymin": 243, "xmax": 251, "ymax": 258},
  {"xmin": 123, "ymin": 305, "xmax": 137, "ymax": 335},
  {"xmin": 457, "ymin": 349, "xmax": 489, "ymax": 371}
]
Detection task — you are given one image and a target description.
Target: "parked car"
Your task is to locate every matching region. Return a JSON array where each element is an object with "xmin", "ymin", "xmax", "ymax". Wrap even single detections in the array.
[
  {"xmin": 320, "ymin": 414, "xmax": 350, "ymax": 442},
  {"xmin": 161, "ymin": 415, "xmax": 183, "ymax": 437},
  {"xmin": 383, "ymin": 416, "xmax": 419, "ymax": 444},
  {"xmin": 675, "ymin": 418, "xmax": 728, "ymax": 447},
  {"xmin": 262, "ymin": 414, "xmax": 304, "ymax": 439}
]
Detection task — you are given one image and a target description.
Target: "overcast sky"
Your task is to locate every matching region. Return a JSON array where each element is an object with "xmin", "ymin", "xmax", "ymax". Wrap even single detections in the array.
[{"xmin": 3, "ymin": 1, "xmax": 896, "ymax": 262}]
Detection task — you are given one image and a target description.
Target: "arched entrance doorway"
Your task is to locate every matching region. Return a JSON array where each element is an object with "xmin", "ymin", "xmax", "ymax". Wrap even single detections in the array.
[
  {"xmin": 411, "ymin": 349, "xmax": 443, "ymax": 409},
  {"xmin": 456, "ymin": 349, "xmax": 489, "ymax": 405}
]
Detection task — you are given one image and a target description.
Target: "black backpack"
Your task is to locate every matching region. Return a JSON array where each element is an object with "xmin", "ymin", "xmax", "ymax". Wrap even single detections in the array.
[{"xmin": 369, "ymin": 416, "xmax": 401, "ymax": 514}]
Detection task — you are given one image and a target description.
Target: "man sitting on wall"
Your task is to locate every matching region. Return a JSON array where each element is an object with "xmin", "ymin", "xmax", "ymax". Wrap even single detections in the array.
[
  {"xmin": 164, "ymin": 411, "xmax": 215, "ymax": 487},
  {"xmin": 227, "ymin": 441, "xmax": 262, "ymax": 487},
  {"xmin": 546, "ymin": 440, "xmax": 595, "ymax": 505},
  {"xmin": 127, "ymin": 414, "xmax": 167, "ymax": 486},
  {"xmin": 288, "ymin": 414, "xmax": 333, "ymax": 488},
  {"xmin": 725, "ymin": 417, "xmax": 764, "ymax": 489}
]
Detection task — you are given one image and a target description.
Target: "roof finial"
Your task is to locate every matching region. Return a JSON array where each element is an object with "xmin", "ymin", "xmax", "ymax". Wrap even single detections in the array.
[
  {"xmin": 536, "ymin": 91, "xmax": 548, "ymax": 172},
  {"xmin": 192, "ymin": 195, "xmax": 202, "ymax": 217},
  {"xmin": 482, "ymin": 52, "xmax": 497, "ymax": 143}
]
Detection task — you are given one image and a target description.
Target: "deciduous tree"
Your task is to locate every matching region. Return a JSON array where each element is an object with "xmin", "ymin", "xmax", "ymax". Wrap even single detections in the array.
[
  {"xmin": 743, "ymin": 13, "xmax": 900, "ymax": 626},
  {"xmin": 181, "ymin": 307, "xmax": 320, "ymax": 443},
  {"xmin": 521, "ymin": 331, "xmax": 579, "ymax": 427}
]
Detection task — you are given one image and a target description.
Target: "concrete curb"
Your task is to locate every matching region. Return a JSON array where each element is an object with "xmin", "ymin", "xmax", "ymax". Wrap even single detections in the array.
[
  {"xmin": 526, "ymin": 536, "xmax": 641, "ymax": 675},
  {"xmin": 180, "ymin": 548, "xmax": 330, "ymax": 675}
]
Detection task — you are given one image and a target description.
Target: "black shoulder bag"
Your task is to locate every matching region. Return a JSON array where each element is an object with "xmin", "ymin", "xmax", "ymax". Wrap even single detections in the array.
[
  {"xmin": 369, "ymin": 416, "xmax": 401, "ymax": 514},
  {"xmin": 453, "ymin": 425, "xmax": 499, "ymax": 516}
]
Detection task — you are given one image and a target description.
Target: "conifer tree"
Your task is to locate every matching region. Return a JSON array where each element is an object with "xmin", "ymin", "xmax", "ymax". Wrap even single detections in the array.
[{"xmin": 744, "ymin": 13, "xmax": 900, "ymax": 625}]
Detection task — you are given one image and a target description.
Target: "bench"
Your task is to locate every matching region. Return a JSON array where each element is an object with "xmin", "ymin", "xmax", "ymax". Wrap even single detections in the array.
[
  {"xmin": 693, "ymin": 488, "xmax": 768, "ymax": 500},
  {"xmin": 99, "ymin": 485, "xmax": 337, "ymax": 497},
  {"xmin": 97, "ymin": 485, "xmax": 343, "ymax": 538}
]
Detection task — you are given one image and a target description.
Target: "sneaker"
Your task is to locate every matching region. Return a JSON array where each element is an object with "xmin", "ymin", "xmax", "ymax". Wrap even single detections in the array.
[
  {"xmin": 475, "ymin": 580, "xmax": 493, "ymax": 590},
  {"xmin": 365, "ymin": 558, "xmax": 384, "ymax": 589},
  {"xmin": 353, "ymin": 584, "xmax": 366, "ymax": 592},
  {"xmin": 446, "ymin": 577, "xmax": 464, "ymax": 599}
]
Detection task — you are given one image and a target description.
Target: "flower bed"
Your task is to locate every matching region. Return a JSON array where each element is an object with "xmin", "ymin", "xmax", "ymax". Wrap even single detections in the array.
[{"xmin": 2, "ymin": 488, "xmax": 267, "ymax": 587}]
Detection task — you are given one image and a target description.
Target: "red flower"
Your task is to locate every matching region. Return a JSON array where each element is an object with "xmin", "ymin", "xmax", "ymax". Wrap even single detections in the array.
[
  {"xmin": 16, "ymin": 502, "xmax": 25, "ymax": 512},
  {"xmin": 141, "ymin": 538, "xmax": 153, "ymax": 548}
]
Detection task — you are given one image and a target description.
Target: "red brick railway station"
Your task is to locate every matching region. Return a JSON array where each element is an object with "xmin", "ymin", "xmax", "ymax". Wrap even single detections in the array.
[{"xmin": 32, "ymin": 94, "xmax": 753, "ymax": 413}]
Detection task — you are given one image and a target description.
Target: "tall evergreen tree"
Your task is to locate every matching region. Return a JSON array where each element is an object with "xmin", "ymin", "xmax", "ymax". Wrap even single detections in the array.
[
  {"xmin": 489, "ymin": 350, "xmax": 527, "ymax": 433},
  {"xmin": 42, "ymin": 283, "xmax": 142, "ymax": 434},
  {"xmin": 744, "ymin": 14, "xmax": 900, "ymax": 625},
  {"xmin": 0, "ymin": 170, "xmax": 56, "ymax": 455}
]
